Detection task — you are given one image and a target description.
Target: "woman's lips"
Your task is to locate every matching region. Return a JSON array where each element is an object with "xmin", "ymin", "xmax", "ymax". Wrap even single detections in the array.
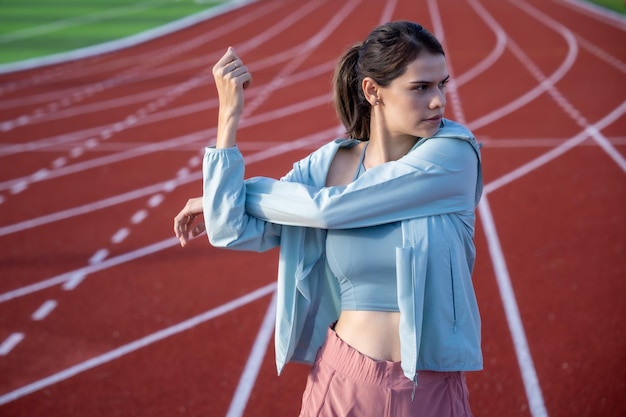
[{"xmin": 425, "ymin": 116, "xmax": 442, "ymax": 124}]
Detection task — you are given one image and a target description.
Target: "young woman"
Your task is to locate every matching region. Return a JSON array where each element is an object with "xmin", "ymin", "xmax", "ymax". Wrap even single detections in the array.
[{"xmin": 174, "ymin": 21, "xmax": 483, "ymax": 417}]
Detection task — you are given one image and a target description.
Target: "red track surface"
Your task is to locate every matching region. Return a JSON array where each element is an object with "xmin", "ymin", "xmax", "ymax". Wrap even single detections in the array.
[{"xmin": 1, "ymin": 0, "xmax": 625, "ymax": 416}]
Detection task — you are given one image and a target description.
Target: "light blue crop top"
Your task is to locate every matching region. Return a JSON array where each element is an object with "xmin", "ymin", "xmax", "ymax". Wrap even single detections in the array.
[{"xmin": 325, "ymin": 143, "xmax": 401, "ymax": 312}]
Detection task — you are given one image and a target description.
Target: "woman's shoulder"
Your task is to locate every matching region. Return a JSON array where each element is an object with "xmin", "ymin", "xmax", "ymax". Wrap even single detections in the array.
[
  {"xmin": 302, "ymin": 138, "xmax": 360, "ymax": 164},
  {"xmin": 412, "ymin": 119, "xmax": 481, "ymax": 157},
  {"xmin": 284, "ymin": 138, "xmax": 360, "ymax": 185},
  {"xmin": 325, "ymin": 138, "xmax": 361, "ymax": 151},
  {"xmin": 434, "ymin": 119, "xmax": 481, "ymax": 151},
  {"xmin": 436, "ymin": 119, "xmax": 474, "ymax": 139}
]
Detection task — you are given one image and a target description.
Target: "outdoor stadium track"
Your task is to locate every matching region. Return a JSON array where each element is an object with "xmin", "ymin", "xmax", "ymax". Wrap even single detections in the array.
[{"xmin": 0, "ymin": 0, "xmax": 624, "ymax": 416}]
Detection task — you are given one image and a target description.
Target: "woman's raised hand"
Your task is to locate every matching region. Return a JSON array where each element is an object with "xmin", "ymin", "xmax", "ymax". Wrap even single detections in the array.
[{"xmin": 212, "ymin": 47, "xmax": 252, "ymax": 148}]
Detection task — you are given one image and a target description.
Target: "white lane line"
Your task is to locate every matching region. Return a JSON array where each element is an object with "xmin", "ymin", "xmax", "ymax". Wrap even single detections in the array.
[
  {"xmin": 457, "ymin": 0, "xmax": 507, "ymax": 87},
  {"xmin": 163, "ymin": 179, "xmax": 177, "ymax": 192},
  {"xmin": 32, "ymin": 168, "xmax": 49, "ymax": 181},
  {"xmin": 0, "ymin": 55, "xmax": 333, "ymax": 146},
  {"xmin": 0, "ymin": 333, "xmax": 25, "ymax": 356},
  {"xmin": 485, "ymin": 83, "xmax": 626, "ymax": 194},
  {"xmin": 89, "ymin": 249, "xmax": 109, "ymax": 264},
  {"xmin": 176, "ymin": 167, "xmax": 190, "ymax": 179},
  {"xmin": 478, "ymin": 195, "xmax": 548, "ymax": 417},
  {"xmin": 469, "ymin": 0, "xmax": 626, "ymax": 195},
  {"xmin": 576, "ymin": 32, "xmax": 626, "ymax": 73},
  {"xmin": 242, "ymin": 0, "xmax": 360, "ymax": 118},
  {"xmin": 147, "ymin": 194, "xmax": 164, "ymax": 208},
  {"xmin": 0, "ymin": 126, "xmax": 337, "ymax": 238},
  {"xmin": 52, "ymin": 157, "xmax": 67, "ymax": 168},
  {"xmin": 0, "ymin": 237, "xmax": 179, "ymax": 303},
  {"xmin": 10, "ymin": 181, "xmax": 28, "ymax": 195},
  {"xmin": 0, "ymin": 91, "xmax": 331, "ymax": 192},
  {"xmin": 111, "ymin": 228, "xmax": 130, "ymax": 244},
  {"xmin": 428, "ymin": 0, "xmax": 466, "ymax": 125},
  {"xmin": 225, "ymin": 291, "xmax": 277, "ymax": 417},
  {"xmin": 131, "ymin": 209, "xmax": 148, "ymax": 224},
  {"xmin": 466, "ymin": 4, "xmax": 578, "ymax": 132},
  {"xmin": 62, "ymin": 272, "xmax": 86, "ymax": 291},
  {"xmin": 188, "ymin": 155, "xmax": 202, "ymax": 168},
  {"xmin": 378, "ymin": 0, "xmax": 397, "ymax": 23},
  {"xmin": 0, "ymin": 173, "xmax": 168, "ymax": 234},
  {"xmin": 588, "ymin": 125, "xmax": 626, "ymax": 173},
  {"xmin": 31, "ymin": 300, "xmax": 58, "ymax": 321},
  {"xmin": 506, "ymin": 13, "xmax": 625, "ymax": 170},
  {"xmin": 0, "ymin": 283, "xmax": 276, "ymax": 406}
]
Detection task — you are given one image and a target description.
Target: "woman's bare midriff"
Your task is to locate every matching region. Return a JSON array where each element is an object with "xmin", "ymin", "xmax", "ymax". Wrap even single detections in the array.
[
  {"xmin": 326, "ymin": 144, "xmax": 405, "ymax": 363},
  {"xmin": 334, "ymin": 310, "xmax": 402, "ymax": 362}
]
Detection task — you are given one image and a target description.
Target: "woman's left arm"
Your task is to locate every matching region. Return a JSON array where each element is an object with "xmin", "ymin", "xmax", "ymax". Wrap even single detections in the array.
[{"xmin": 245, "ymin": 138, "xmax": 481, "ymax": 229}]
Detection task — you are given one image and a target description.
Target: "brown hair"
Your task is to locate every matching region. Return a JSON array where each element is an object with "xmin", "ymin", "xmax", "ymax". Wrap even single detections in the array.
[{"xmin": 332, "ymin": 21, "xmax": 445, "ymax": 140}]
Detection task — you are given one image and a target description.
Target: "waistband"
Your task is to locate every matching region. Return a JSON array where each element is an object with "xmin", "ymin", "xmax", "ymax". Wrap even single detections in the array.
[{"xmin": 318, "ymin": 326, "xmax": 455, "ymax": 388}]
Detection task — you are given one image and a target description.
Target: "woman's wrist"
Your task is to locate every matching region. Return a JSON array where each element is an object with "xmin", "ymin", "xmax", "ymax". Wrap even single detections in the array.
[{"xmin": 216, "ymin": 111, "xmax": 240, "ymax": 148}]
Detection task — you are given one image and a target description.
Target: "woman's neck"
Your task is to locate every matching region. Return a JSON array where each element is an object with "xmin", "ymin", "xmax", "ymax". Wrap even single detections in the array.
[{"xmin": 364, "ymin": 134, "xmax": 417, "ymax": 168}]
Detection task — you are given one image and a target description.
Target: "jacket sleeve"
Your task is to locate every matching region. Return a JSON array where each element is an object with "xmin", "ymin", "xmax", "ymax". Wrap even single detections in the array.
[
  {"xmin": 202, "ymin": 146, "xmax": 282, "ymax": 251},
  {"xmin": 244, "ymin": 137, "xmax": 480, "ymax": 229}
]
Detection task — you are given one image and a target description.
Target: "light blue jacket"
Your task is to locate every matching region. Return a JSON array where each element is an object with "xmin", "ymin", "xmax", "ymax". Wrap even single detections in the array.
[{"xmin": 202, "ymin": 119, "xmax": 483, "ymax": 381}]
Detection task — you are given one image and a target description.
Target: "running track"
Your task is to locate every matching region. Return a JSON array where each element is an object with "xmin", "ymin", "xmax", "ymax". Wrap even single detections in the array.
[{"xmin": 0, "ymin": 0, "xmax": 624, "ymax": 416}]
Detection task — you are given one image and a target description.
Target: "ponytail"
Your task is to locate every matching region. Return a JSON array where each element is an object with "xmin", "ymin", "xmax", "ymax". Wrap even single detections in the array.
[{"xmin": 332, "ymin": 43, "xmax": 370, "ymax": 140}]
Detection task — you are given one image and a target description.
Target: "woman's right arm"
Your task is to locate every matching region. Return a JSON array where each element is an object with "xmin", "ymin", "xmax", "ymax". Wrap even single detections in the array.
[
  {"xmin": 176, "ymin": 47, "xmax": 282, "ymax": 252},
  {"xmin": 202, "ymin": 145, "xmax": 282, "ymax": 251}
]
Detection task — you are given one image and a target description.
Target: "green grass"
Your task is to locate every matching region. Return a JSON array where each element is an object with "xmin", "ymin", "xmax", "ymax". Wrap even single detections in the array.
[
  {"xmin": 0, "ymin": 0, "xmax": 227, "ymax": 64},
  {"xmin": 588, "ymin": 0, "xmax": 626, "ymax": 13}
]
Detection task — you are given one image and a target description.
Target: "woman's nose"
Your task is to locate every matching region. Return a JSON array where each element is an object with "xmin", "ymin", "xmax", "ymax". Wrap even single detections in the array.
[{"xmin": 430, "ymin": 88, "xmax": 446, "ymax": 109}]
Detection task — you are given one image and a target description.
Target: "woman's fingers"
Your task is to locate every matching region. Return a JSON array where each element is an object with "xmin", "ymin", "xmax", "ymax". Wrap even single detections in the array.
[
  {"xmin": 174, "ymin": 197, "xmax": 204, "ymax": 247},
  {"xmin": 213, "ymin": 47, "xmax": 252, "ymax": 90},
  {"xmin": 214, "ymin": 46, "xmax": 237, "ymax": 69},
  {"xmin": 173, "ymin": 210, "xmax": 193, "ymax": 246},
  {"xmin": 191, "ymin": 221, "xmax": 206, "ymax": 238}
]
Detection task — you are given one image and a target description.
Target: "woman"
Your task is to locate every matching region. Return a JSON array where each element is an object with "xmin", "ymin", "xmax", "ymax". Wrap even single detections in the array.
[{"xmin": 174, "ymin": 21, "xmax": 483, "ymax": 417}]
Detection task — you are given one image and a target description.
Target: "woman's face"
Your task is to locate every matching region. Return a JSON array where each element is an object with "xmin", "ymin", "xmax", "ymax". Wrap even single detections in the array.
[{"xmin": 377, "ymin": 53, "xmax": 449, "ymax": 140}]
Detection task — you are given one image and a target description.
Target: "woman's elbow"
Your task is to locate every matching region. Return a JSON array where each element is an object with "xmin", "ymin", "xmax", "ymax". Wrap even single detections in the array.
[{"xmin": 207, "ymin": 228, "xmax": 239, "ymax": 248}]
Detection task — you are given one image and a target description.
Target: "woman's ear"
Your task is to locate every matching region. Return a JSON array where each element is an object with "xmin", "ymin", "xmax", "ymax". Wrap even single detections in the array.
[{"xmin": 362, "ymin": 77, "xmax": 380, "ymax": 106}]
